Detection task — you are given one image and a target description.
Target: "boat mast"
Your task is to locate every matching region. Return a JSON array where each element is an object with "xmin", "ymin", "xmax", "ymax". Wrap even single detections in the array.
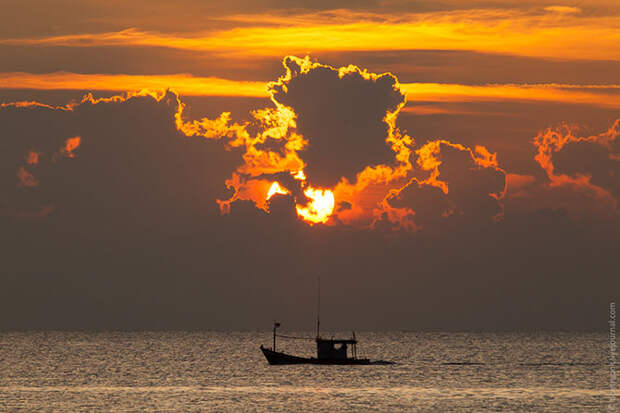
[
  {"xmin": 316, "ymin": 276, "xmax": 321, "ymax": 339},
  {"xmin": 273, "ymin": 321, "xmax": 280, "ymax": 351}
]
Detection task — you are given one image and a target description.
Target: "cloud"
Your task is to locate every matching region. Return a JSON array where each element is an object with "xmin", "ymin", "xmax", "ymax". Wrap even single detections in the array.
[
  {"xmin": 197, "ymin": 56, "xmax": 516, "ymax": 230},
  {"xmin": 533, "ymin": 119, "xmax": 620, "ymax": 200},
  {"xmin": 0, "ymin": 72, "xmax": 268, "ymax": 97},
  {"xmin": 3, "ymin": 56, "xmax": 618, "ymax": 233},
  {"xmin": 544, "ymin": 6, "xmax": 581, "ymax": 14},
  {"xmin": 270, "ymin": 55, "xmax": 407, "ymax": 187},
  {"xmin": 4, "ymin": 72, "xmax": 620, "ymax": 109},
  {"xmin": 60, "ymin": 136, "xmax": 81, "ymax": 158},
  {"xmin": 25, "ymin": 151, "xmax": 39, "ymax": 165},
  {"xmin": 0, "ymin": 89, "xmax": 240, "ymax": 228},
  {"xmin": 200, "ymin": 56, "xmax": 416, "ymax": 226},
  {"xmin": 401, "ymin": 83, "xmax": 620, "ymax": 109},
  {"xmin": 0, "ymin": 56, "xmax": 516, "ymax": 230},
  {"xmin": 381, "ymin": 141, "xmax": 506, "ymax": 230},
  {"xmin": 16, "ymin": 151, "xmax": 41, "ymax": 187},
  {"xmin": 2, "ymin": 8, "xmax": 620, "ymax": 61},
  {"xmin": 16, "ymin": 166, "xmax": 38, "ymax": 187},
  {"xmin": 504, "ymin": 119, "xmax": 620, "ymax": 220}
]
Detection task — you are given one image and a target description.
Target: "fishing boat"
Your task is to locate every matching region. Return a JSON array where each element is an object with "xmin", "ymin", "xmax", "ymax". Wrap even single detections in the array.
[
  {"xmin": 260, "ymin": 323, "xmax": 393, "ymax": 365},
  {"xmin": 259, "ymin": 279, "xmax": 394, "ymax": 365}
]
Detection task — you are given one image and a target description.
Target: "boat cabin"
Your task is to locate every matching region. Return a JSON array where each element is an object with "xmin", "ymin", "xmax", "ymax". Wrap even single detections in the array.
[{"xmin": 316, "ymin": 337, "xmax": 358, "ymax": 360}]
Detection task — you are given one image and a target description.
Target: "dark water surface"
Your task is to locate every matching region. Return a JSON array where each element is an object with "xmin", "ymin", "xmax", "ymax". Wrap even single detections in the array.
[{"xmin": 0, "ymin": 332, "xmax": 611, "ymax": 411}]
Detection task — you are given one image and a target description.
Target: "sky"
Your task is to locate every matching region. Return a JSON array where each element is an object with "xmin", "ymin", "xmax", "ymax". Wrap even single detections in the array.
[{"xmin": 0, "ymin": 0, "xmax": 618, "ymax": 331}]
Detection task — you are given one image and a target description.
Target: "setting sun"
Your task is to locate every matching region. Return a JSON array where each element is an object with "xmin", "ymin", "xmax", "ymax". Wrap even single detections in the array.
[{"xmin": 295, "ymin": 187, "xmax": 335, "ymax": 224}]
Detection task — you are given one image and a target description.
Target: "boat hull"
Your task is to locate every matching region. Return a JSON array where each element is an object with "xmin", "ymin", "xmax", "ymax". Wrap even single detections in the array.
[{"xmin": 260, "ymin": 345, "xmax": 373, "ymax": 365}]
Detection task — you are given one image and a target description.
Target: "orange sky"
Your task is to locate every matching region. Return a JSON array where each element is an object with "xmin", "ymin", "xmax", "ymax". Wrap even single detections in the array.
[
  {"xmin": 1, "ymin": 2, "xmax": 619, "ymax": 105},
  {"xmin": 1, "ymin": 0, "xmax": 619, "ymax": 331}
]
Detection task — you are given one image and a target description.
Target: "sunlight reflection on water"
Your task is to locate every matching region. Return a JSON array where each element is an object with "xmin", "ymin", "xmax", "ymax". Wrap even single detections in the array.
[{"xmin": 0, "ymin": 331, "xmax": 609, "ymax": 411}]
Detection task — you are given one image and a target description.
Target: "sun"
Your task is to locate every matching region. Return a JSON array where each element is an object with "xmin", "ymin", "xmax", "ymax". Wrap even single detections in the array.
[{"xmin": 295, "ymin": 187, "xmax": 335, "ymax": 224}]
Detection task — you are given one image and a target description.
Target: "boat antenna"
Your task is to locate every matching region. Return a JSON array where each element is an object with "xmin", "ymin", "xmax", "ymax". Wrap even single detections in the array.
[{"xmin": 316, "ymin": 276, "xmax": 321, "ymax": 339}]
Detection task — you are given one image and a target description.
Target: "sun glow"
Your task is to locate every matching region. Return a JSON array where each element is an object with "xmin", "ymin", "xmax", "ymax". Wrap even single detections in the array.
[
  {"xmin": 295, "ymin": 187, "xmax": 335, "ymax": 224},
  {"xmin": 265, "ymin": 177, "xmax": 336, "ymax": 224},
  {"xmin": 265, "ymin": 178, "xmax": 336, "ymax": 224},
  {"xmin": 267, "ymin": 181, "xmax": 290, "ymax": 199}
]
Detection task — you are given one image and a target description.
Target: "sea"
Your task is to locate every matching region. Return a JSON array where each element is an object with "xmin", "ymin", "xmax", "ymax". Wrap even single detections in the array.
[{"xmin": 0, "ymin": 331, "xmax": 613, "ymax": 412}]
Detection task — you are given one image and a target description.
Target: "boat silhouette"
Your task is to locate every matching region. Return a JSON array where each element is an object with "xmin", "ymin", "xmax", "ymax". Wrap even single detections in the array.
[
  {"xmin": 260, "ymin": 279, "xmax": 394, "ymax": 365},
  {"xmin": 260, "ymin": 325, "xmax": 393, "ymax": 365}
]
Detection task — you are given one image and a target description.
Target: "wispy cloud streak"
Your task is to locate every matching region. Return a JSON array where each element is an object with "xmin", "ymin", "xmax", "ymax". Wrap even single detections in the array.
[
  {"xmin": 2, "ymin": 72, "xmax": 620, "ymax": 108},
  {"xmin": 0, "ymin": 72, "xmax": 267, "ymax": 97},
  {"xmin": 1, "ymin": 8, "xmax": 619, "ymax": 61}
]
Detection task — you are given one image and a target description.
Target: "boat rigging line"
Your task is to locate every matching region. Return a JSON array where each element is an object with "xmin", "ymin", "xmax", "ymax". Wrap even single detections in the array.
[{"xmin": 275, "ymin": 333, "xmax": 315, "ymax": 340}]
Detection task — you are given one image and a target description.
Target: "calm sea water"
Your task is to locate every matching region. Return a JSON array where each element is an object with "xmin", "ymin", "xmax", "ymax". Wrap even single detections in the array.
[{"xmin": 0, "ymin": 332, "xmax": 611, "ymax": 412}]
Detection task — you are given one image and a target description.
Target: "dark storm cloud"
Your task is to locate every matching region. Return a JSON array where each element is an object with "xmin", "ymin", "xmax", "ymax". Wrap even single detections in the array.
[{"xmin": 271, "ymin": 56, "xmax": 405, "ymax": 187}]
